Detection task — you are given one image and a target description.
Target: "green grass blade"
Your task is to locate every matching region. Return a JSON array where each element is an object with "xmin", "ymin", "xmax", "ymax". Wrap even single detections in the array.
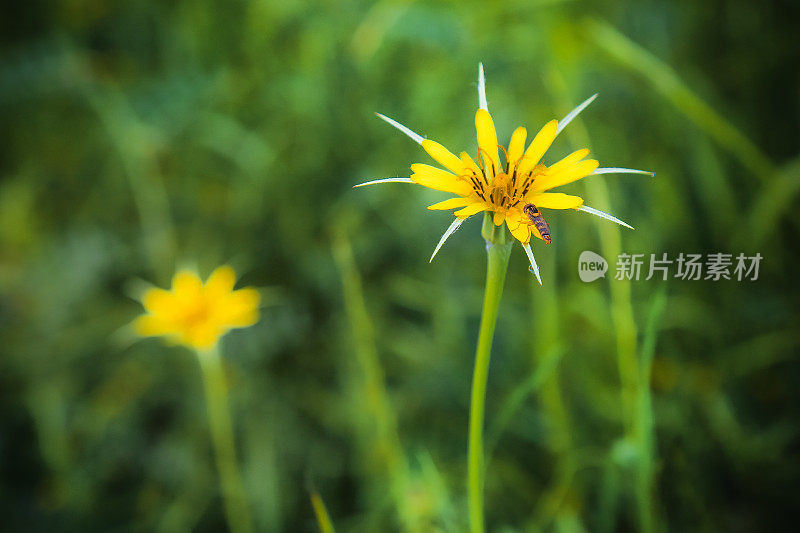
[
  {"xmin": 635, "ymin": 286, "xmax": 668, "ymax": 533},
  {"xmin": 331, "ymin": 226, "xmax": 417, "ymax": 531},
  {"xmin": 310, "ymin": 488, "xmax": 336, "ymax": 533},
  {"xmin": 485, "ymin": 345, "xmax": 563, "ymax": 462}
]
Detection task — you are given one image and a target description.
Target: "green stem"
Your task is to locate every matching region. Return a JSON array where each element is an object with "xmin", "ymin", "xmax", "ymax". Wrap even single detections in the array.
[
  {"xmin": 468, "ymin": 214, "xmax": 513, "ymax": 533},
  {"xmin": 197, "ymin": 347, "xmax": 253, "ymax": 533}
]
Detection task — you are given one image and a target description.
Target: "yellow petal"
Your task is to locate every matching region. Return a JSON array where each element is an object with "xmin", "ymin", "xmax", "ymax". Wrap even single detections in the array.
[
  {"xmin": 217, "ymin": 288, "xmax": 261, "ymax": 328},
  {"xmin": 533, "ymin": 159, "xmax": 599, "ymax": 192},
  {"xmin": 459, "ymin": 152, "xmax": 483, "ymax": 180},
  {"xmin": 454, "ymin": 203, "xmax": 488, "ymax": 218},
  {"xmin": 184, "ymin": 325, "xmax": 222, "ymax": 350},
  {"xmin": 421, "ymin": 140, "xmax": 464, "ymax": 175},
  {"xmin": 428, "ymin": 197, "xmax": 473, "ymax": 210},
  {"xmin": 172, "ymin": 270, "xmax": 202, "ymax": 296},
  {"xmin": 508, "ymin": 219, "xmax": 531, "ymax": 244},
  {"xmin": 475, "ymin": 109, "xmax": 500, "ymax": 179},
  {"xmin": 170, "ymin": 271, "xmax": 204, "ymax": 318},
  {"xmin": 230, "ymin": 311, "xmax": 259, "ymax": 329},
  {"xmin": 411, "ymin": 164, "xmax": 473, "ymax": 195},
  {"xmin": 516, "ymin": 120, "xmax": 558, "ymax": 177},
  {"xmin": 545, "ymin": 148, "xmax": 590, "ymax": 175},
  {"xmin": 205, "ymin": 265, "xmax": 236, "ymax": 296},
  {"xmin": 221, "ymin": 308, "xmax": 259, "ymax": 329},
  {"xmin": 505, "ymin": 209, "xmax": 523, "ymax": 229},
  {"xmin": 507, "ymin": 127, "xmax": 527, "ymax": 172},
  {"xmin": 141, "ymin": 288, "xmax": 175, "ymax": 315},
  {"xmin": 134, "ymin": 315, "xmax": 175, "ymax": 337},
  {"xmin": 508, "ymin": 209, "xmax": 542, "ymax": 242},
  {"xmin": 526, "ymin": 192, "xmax": 584, "ymax": 210},
  {"xmin": 493, "ymin": 210, "xmax": 506, "ymax": 226}
]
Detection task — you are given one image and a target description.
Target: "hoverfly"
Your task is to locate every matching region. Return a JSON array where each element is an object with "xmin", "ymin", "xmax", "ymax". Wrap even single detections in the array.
[{"xmin": 523, "ymin": 203, "xmax": 551, "ymax": 245}]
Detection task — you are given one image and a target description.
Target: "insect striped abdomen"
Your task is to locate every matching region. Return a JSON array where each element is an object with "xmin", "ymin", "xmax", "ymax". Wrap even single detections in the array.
[{"xmin": 523, "ymin": 203, "xmax": 552, "ymax": 245}]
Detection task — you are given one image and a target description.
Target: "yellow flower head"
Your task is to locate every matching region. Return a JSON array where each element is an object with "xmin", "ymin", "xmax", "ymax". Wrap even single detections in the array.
[
  {"xmin": 357, "ymin": 64, "xmax": 652, "ymax": 283},
  {"xmin": 135, "ymin": 266, "xmax": 260, "ymax": 350}
]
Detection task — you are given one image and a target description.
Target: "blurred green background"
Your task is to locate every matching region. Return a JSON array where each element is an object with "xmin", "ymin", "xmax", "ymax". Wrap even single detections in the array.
[{"xmin": 2, "ymin": 0, "xmax": 799, "ymax": 531}]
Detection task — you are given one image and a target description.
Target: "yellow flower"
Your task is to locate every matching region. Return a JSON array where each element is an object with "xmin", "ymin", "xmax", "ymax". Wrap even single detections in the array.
[
  {"xmin": 135, "ymin": 266, "xmax": 260, "ymax": 350},
  {"xmin": 357, "ymin": 64, "xmax": 652, "ymax": 283}
]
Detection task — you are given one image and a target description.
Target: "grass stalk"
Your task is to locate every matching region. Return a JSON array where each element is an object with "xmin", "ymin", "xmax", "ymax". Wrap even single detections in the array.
[
  {"xmin": 635, "ymin": 287, "xmax": 667, "ymax": 533},
  {"xmin": 331, "ymin": 227, "xmax": 417, "ymax": 530},
  {"xmin": 528, "ymin": 249, "xmax": 577, "ymax": 527},
  {"xmin": 310, "ymin": 488, "xmax": 336, "ymax": 533},
  {"xmin": 543, "ymin": 64, "xmax": 647, "ymax": 531}
]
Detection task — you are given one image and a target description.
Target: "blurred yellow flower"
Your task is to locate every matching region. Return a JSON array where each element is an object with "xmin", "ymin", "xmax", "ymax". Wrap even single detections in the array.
[
  {"xmin": 135, "ymin": 266, "xmax": 260, "ymax": 350},
  {"xmin": 357, "ymin": 64, "xmax": 652, "ymax": 282}
]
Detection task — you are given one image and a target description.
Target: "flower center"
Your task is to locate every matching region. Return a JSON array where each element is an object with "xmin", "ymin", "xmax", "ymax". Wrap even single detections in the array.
[
  {"xmin": 179, "ymin": 299, "xmax": 211, "ymax": 330},
  {"xmin": 466, "ymin": 158, "xmax": 545, "ymax": 212}
]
